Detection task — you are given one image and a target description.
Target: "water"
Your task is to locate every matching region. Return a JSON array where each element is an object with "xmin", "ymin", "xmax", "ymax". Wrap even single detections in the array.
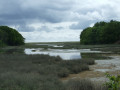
[{"xmin": 25, "ymin": 48, "xmax": 101, "ymax": 60}]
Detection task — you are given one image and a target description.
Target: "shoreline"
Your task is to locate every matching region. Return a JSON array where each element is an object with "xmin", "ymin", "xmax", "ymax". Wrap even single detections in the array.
[{"xmin": 61, "ymin": 55, "xmax": 120, "ymax": 82}]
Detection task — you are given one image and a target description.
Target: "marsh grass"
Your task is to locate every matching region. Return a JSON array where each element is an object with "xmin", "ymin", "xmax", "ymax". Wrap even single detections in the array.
[
  {"xmin": 91, "ymin": 45, "xmax": 120, "ymax": 54},
  {"xmin": 81, "ymin": 53, "xmax": 112, "ymax": 60},
  {"xmin": 0, "ymin": 43, "xmax": 119, "ymax": 90},
  {"xmin": 65, "ymin": 79, "xmax": 108, "ymax": 90},
  {"xmin": 0, "ymin": 54, "xmax": 95, "ymax": 90},
  {"xmin": 0, "ymin": 72, "xmax": 64, "ymax": 90},
  {"xmin": 0, "ymin": 46, "xmax": 24, "ymax": 54}
]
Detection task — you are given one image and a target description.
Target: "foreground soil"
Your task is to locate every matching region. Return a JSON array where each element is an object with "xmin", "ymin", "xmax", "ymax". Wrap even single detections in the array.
[{"xmin": 61, "ymin": 55, "xmax": 120, "ymax": 82}]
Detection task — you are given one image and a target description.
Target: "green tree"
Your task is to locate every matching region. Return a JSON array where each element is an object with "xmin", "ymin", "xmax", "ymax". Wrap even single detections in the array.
[
  {"xmin": 0, "ymin": 26, "xmax": 25, "ymax": 46},
  {"xmin": 80, "ymin": 20, "xmax": 120, "ymax": 44}
]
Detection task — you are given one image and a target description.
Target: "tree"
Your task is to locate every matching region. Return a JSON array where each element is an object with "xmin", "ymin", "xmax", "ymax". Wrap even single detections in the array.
[
  {"xmin": 80, "ymin": 20, "xmax": 120, "ymax": 44},
  {"xmin": 0, "ymin": 26, "xmax": 25, "ymax": 46}
]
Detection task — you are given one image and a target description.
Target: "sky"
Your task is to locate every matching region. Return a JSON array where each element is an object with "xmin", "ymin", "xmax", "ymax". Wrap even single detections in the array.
[{"xmin": 0, "ymin": 0, "xmax": 120, "ymax": 42}]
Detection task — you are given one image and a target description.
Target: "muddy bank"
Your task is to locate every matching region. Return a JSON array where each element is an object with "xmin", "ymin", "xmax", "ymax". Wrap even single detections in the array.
[{"xmin": 61, "ymin": 55, "xmax": 120, "ymax": 82}]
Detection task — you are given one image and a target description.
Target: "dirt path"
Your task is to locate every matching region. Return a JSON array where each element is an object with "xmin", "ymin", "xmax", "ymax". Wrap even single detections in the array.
[{"xmin": 61, "ymin": 55, "xmax": 120, "ymax": 82}]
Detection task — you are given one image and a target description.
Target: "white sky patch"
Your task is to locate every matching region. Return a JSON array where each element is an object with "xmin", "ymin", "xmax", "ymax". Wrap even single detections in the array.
[
  {"xmin": 20, "ymin": 29, "xmax": 82, "ymax": 42},
  {"xmin": 90, "ymin": 23, "xmax": 95, "ymax": 27}
]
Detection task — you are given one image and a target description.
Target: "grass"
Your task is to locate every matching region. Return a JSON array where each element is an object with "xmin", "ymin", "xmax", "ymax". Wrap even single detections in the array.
[
  {"xmin": 0, "ymin": 54, "xmax": 94, "ymax": 76},
  {"xmin": 81, "ymin": 53, "xmax": 112, "ymax": 60},
  {"xmin": 0, "ymin": 53, "xmax": 95, "ymax": 90},
  {"xmin": 0, "ymin": 46, "xmax": 24, "ymax": 54},
  {"xmin": 65, "ymin": 79, "xmax": 108, "ymax": 90},
  {"xmin": 0, "ymin": 72, "xmax": 63, "ymax": 90},
  {"xmin": 0, "ymin": 43, "xmax": 119, "ymax": 90}
]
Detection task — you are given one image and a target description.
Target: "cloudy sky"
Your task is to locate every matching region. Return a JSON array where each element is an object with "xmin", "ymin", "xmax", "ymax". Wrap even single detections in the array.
[{"xmin": 0, "ymin": 0, "xmax": 120, "ymax": 42}]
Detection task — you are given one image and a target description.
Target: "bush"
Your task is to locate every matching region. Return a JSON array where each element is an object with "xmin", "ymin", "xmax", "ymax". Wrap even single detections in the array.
[{"xmin": 104, "ymin": 73, "xmax": 120, "ymax": 90}]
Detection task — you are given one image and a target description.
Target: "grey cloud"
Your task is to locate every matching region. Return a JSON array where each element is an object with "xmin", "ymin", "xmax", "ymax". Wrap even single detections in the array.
[
  {"xmin": 17, "ymin": 24, "xmax": 35, "ymax": 32},
  {"xmin": 55, "ymin": 26, "xmax": 64, "ymax": 30},
  {"xmin": 0, "ymin": 0, "xmax": 73, "ymax": 27},
  {"xmin": 0, "ymin": 0, "xmax": 120, "ymax": 33},
  {"xmin": 70, "ymin": 20, "xmax": 96, "ymax": 29},
  {"xmin": 38, "ymin": 25, "xmax": 51, "ymax": 32}
]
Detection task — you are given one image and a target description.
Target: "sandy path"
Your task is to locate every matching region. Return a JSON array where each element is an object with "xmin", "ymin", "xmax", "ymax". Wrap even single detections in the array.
[{"xmin": 61, "ymin": 55, "xmax": 120, "ymax": 82}]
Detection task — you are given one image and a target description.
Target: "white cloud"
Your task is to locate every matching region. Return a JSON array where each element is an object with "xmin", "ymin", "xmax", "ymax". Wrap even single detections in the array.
[{"xmin": 20, "ymin": 29, "xmax": 82, "ymax": 42}]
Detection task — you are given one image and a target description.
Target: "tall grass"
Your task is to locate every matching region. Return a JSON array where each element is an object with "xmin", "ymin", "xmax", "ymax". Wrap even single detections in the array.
[
  {"xmin": 0, "ymin": 44, "xmax": 118, "ymax": 90},
  {"xmin": 65, "ymin": 79, "xmax": 108, "ymax": 90},
  {"xmin": 0, "ymin": 54, "xmax": 95, "ymax": 90}
]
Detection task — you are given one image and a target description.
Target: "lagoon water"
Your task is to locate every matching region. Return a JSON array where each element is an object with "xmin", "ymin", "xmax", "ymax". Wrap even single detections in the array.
[{"xmin": 25, "ymin": 48, "xmax": 101, "ymax": 60}]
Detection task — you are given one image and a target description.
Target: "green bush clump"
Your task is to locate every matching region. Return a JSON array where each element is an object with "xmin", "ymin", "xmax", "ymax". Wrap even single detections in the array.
[
  {"xmin": 0, "ymin": 26, "xmax": 25, "ymax": 46},
  {"xmin": 104, "ymin": 73, "xmax": 120, "ymax": 90}
]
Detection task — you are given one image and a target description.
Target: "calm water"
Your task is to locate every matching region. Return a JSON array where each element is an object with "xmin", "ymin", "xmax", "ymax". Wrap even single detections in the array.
[{"xmin": 25, "ymin": 48, "xmax": 101, "ymax": 60}]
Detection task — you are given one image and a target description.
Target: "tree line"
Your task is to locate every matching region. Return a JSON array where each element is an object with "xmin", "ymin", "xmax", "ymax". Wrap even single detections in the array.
[
  {"xmin": 80, "ymin": 20, "xmax": 120, "ymax": 44},
  {"xmin": 0, "ymin": 26, "xmax": 25, "ymax": 46}
]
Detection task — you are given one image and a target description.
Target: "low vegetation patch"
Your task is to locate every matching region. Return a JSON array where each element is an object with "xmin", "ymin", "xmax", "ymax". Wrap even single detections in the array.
[
  {"xmin": 65, "ymin": 79, "xmax": 108, "ymax": 90},
  {"xmin": 0, "ymin": 54, "xmax": 95, "ymax": 90},
  {"xmin": 0, "ymin": 44, "xmax": 118, "ymax": 90},
  {"xmin": 81, "ymin": 53, "xmax": 111, "ymax": 60}
]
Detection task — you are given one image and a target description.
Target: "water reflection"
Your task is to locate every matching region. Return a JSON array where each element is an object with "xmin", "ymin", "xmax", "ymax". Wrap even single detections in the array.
[
  {"xmin": 25, "ymin": 48, "xmax": 81, "ymax": 60},
  {"xmin": 25, "ymin": 48, "xmax": 101, "ymax": 60}
]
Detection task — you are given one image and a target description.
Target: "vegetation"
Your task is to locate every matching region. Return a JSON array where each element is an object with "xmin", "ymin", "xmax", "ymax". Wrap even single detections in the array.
[
  {"xmin": 0, "ymin": 42, "xmax": 119, "ymax": 90},
  {"xmin": 0, "ymin": 26, "xmax": 25, "ymax": 46},
  {"xmin": 104, "ymin": 73, "xmax": 120, "ymax": 90},
  {"xmin": 0, "ymin": 53, "xmax": 95, "ymax": 90},
  {"xmin": 81, "ymin": 53, "xmax": 111, "ymax": 60},
  {"xmin": 65, "ymin": 79, "xmax": 108, "ymax": 90},
  {"xmin": 80, "ymin": 20, "xmax": 120, "ymax": 45}
]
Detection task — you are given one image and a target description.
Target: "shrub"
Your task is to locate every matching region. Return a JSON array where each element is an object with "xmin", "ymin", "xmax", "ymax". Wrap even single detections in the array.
[{"xmin": 104, "ymin": 73, "xmax": 120, "ymax": 90}]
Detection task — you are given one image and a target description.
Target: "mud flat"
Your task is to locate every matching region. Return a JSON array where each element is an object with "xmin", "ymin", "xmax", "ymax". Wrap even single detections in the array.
[{"xmin": 61, "ymin": 55, "xmax": 120, "ymax": 82}]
